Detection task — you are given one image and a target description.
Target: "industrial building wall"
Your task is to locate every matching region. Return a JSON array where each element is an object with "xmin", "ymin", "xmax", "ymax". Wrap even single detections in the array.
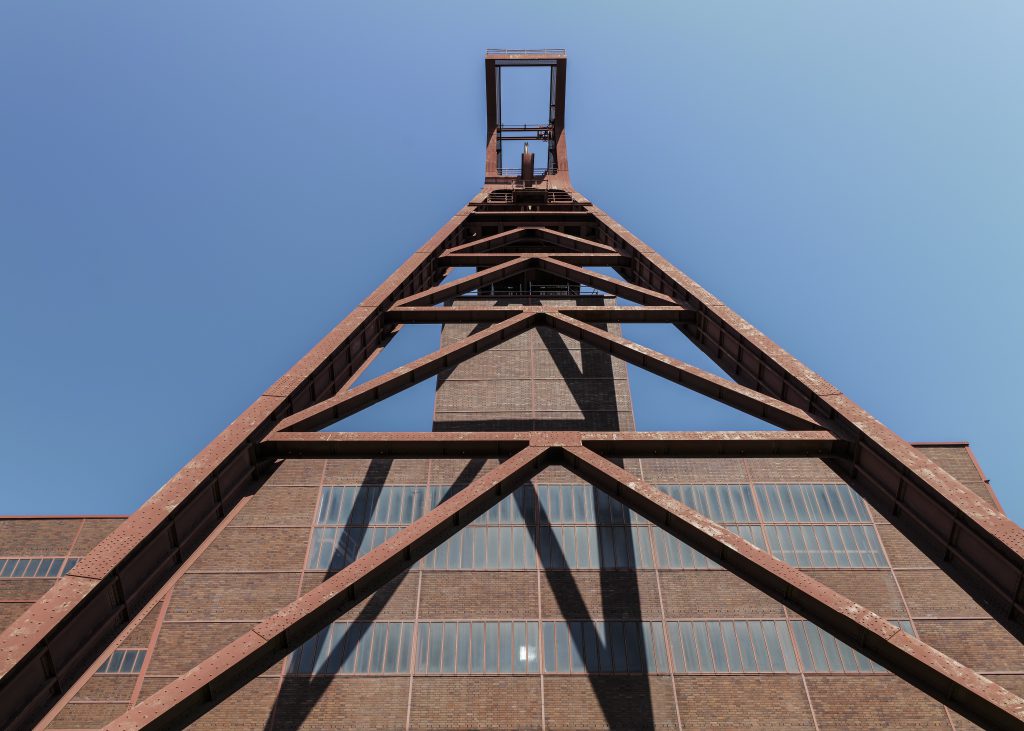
[{"xmin": 3, "ymin": 297, "xmax": 1021, "ymax": 729}]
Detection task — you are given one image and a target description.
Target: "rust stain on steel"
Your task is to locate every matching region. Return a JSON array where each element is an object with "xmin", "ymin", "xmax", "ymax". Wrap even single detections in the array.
[
  {"xmin": 561, "ymin": 445, "xmax": 1024, "ymax": 731},
  {"xmin": 104, "ymin": 447, "xmax": 550, "ymax": 731},
  {"xmin": 385, "ymin": 304, "xmax": 694, "ymax": 325},
  {"xmin": 259, "ymin": 430, "xmax": 842, "ymax": 460}
]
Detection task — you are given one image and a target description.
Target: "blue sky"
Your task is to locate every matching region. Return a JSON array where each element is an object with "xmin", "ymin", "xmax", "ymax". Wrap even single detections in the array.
[{"xmin": 1, "ymin": 3, "xmax": 1021, "ymax": 523}]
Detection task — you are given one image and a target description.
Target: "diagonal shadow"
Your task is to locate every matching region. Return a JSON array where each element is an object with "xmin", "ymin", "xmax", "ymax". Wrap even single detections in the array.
[
  {"xmin": 264, "ymin": 458, "xmax": 487, "ymax": 730},
  {"xmin": 533, "ymin": 315, "xmax": 657, "ymax": 730},
  {"xmin": 517, "ymin": 485, "xmax": 657, "ymax": 730}
]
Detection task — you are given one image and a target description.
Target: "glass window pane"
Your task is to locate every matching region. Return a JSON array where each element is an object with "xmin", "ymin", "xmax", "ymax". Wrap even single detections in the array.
[
  {"xmin": 428, "ymin": 622, "xmax": 443, "ymax": 673},
  {"xmin": 442, "ymin": 622, "xmax": 457, "ymax": 673},
  {"xmin": 544, "ymin": 622, "xmax": 558, "ymax": 673},
  {"xmin": 763, "ymin": 621, "xmax": 789, "ymax": 672},
  {"xmin": 457, "ymin": 622, "xmax": 472, "ymax": 673},
  {"xmin": 486, "ymin": 623, "xmax": 500, "ymax": 673},
  {"xmin": 514, "ymin": 622, "xmax": 528, "ymax": 673},
  {"xmin": 369, "ymin": 623, "xmax": 387, "ymax": 673},
  {"xmin": 606, "ymin": 618, "xmax": 622, "ymax": 667},
  {"xmin": 527, "ymin": 623, "xmax": 539, "ymax": 673},
  {"xmin": 623, "ymin": 622, "xmax": 643, "ymax": 672},
  {"xmin": 569, "ymin": 622, "xmax": 585, "ymax": 673},
  {"xmin": 556, "ymin": 622, "xmax": 570, "ymax": 672},
  {"xmin": 472, "ymin": 622, "xmax": 486, "ymax": 673},
  {"xmin": 692, "ymin": 622, "xmax": 714, "ymax": 671},
  {"xmin": 383, "ymin": 624, "xmax": 401, "ymax": 673},
  {"xmin": 500, "ymin": 622, "xmax": 513, "ymax": 673}
]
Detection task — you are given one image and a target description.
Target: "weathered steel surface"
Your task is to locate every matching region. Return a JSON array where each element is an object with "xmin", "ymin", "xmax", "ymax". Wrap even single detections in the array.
[
  {"xmin": 103, "ymin": 447, "xmax": 551, "ymax": 731},
  {"xmin": 385, "ymin": 305, "xmax": 694, "ymax": 325},
  {"xmin": 562, "ymin": 446, "xmax": 1024, "ymax": 731},
  {"xmin": 259, "ymin": 430, "xmax": 842, "ymax": 460}
]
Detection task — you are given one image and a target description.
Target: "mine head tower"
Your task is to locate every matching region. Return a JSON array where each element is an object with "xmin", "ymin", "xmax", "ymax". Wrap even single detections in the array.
[{"xmin": 3, "ymin": 50, "xmax": 1024, "ymax": 730}]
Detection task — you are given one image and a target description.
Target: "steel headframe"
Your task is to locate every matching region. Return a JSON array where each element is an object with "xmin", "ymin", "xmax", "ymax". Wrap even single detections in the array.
[{"xmin": 3, "ymin": 50, "xmax": 1024, "ymax": 730}]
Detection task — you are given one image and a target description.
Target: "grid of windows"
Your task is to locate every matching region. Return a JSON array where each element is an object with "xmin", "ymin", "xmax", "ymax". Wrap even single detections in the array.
[
  {"xmin": 421, "ymin": 526, "xmax": 536, "ymax": 570},
  {"xmin": 542, "ymin": 621, "xmax": 668, "ymax": 673},
  {"xmin": 289, "ymin": 622, "xmax": 414, "ymax": 675},
  {"xmin": 665, "ymin": 620, "xmax": 798, "ymax": 673},
  {"xmin": 97, "ymin": 649, "xmax": 146, "ymax": 674},
  {"xmin": 755, "ymin": 483, "xmax": 872, "ymax": 523},
  {"xmin": 0, "ymin": 556, "xmax": 78, "ymax": 578},
  {"xmin": 654, "ymin": 526, "xmax": 765, "ymax": 569},
  {"xmin": 307, "ymin": 482, "xmax": 885, "ymax": 572},
  {"xmin": 318, "ymin": 485, "xmax": 429, "ymax": 526},
  {"xmin": 286, "ymin": 619, "xmax": 912, "ymax": 676},
  {"xmin": 308, "ymin": 526, "xmax": 400, "ymax": 571},
  {"xmin": 763, "ymin": 524, "xmax": 886, "ymax": 568},
  {"xmin": 792, "ymin": 620, "xmax": 914, "ymax": 673},
  {"xmin": 656, "ymin": 484, "xmax": 758, "ymax": 523},
  {"xmin": 538, "ymin": 525, "xmax": 654, "ymax": 569},
  {"xmin": 417, "ymin": 621, "xmax": 540, "ymax": 674}
]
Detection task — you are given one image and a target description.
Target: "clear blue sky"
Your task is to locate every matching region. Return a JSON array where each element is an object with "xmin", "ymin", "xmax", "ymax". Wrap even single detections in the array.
[{"xmin": 1, "ymin": 3, "xmax": 1021, "ymax": 523}]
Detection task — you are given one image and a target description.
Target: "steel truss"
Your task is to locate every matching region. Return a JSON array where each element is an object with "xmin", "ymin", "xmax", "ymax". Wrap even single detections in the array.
[{"xmin": 3, "ymin": 50, "xmax": 1024, "ymax": 730}]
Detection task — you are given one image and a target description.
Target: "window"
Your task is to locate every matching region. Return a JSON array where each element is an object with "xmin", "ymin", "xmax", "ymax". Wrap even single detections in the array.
[
  {"xmin": 97, "ymin": 649, "xmax": 146, "ymax": 674},
  {"xmin": 421, "ymin": 526, "xmax": 537, "ymax": 570},
  {"xmin": 763, "ymin": 524, "xmax": 886, "ymax": 568},
  {"xmin": 308, "ymin": 525, "xmax": 401, "ymax": 571},
  {"xmin": 542, "ymin": 621, "xmax": 668, "ymax": 673},
  {"xmin": 537, "ymin": 484, "xmax": 647, "ymax": 525},
  {"xmin": 288, "ymin": 622, "xmax": 414, "ymax": 675},
  {"xmin": 538, "ymin": 525, "xmax": 654, "ymax": 569},
  {"xmin": 755, "ymin": 483, "xmax": 871, "ymax": 523},
  {"xmin": 318, "ymin": 485, "xmax": 429, "ymax": 526},
  {"xmin": 791, "ymin": 620, "xmax": 913, "ymax": 672},
  {"xmin": 416, "ymin": 621, "xmax": 540, "ymax": 674},
  {"xmin": 0, "ymin": 556, "xmax": 78, "ymax": 578},
  {"xmin": 656, "ymin": 484, "xmax": 758, "ymax": 523},
  {"xmin": 665, "ymin": 621, "xmax": 797, "ymax": 673},
  {"xmin": 653, "ymin": 526, "xmax": 765, "ymax": 570}
]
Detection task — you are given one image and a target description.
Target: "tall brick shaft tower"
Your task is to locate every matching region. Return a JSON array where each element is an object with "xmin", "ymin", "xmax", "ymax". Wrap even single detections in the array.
[{"xmin": 3, "ymin": 50, "xmax": 1024, "ymax": 730}]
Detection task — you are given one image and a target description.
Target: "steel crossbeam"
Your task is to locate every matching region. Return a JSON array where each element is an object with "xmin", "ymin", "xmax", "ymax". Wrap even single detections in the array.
[
  {"xmin": 258, "ymin": 430, "xmax": 844, "ymax": 460},
  {"xmin": 383, "ymin": 304, "xmax": 696, "ymax": 325}
]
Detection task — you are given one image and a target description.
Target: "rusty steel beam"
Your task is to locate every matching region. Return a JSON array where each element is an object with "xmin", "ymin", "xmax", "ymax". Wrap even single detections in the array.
[
  {"xmin": 444, "ymin": 226, "xmax": 617, "ymax": 255},
  {"xmin": 275, "ymin": 312, "xmax": 539, "ymax": 433},
  {"xmin": 579, "ymin": 199, "xmax": 1024, "ymax": 637},
  {"xmin": 545, "ymin": 312, "xmax": 820, "ymax": 431},
  {"xmin": 0, "ymin": 194, "xmax": 495, "ymax": 729},
  {"xmin": 259, "ymin": 430, "xmax": 844, "ymax": 461},
  {"xmin": 104, "ymin": 446, "xmax": 553, "ymax": 731},
  {"xmin": 439, "ymin": 251, "xmax": 629, "ymax": 267},
  {"xmin": 561, "ymin": 446, "xmax": 1024, "ymax": 731},
  {"xmin": 384, "ymin": 305, "xmax": 695, "ymax": 325}
]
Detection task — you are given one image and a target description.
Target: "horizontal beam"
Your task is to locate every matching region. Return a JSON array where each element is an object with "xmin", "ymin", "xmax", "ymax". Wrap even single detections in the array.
[
  {"xmin": 105, "ymin": 447, "xmax": 552, "ymax": 730},
  {"xmin": 563, "ymin": 446, "xmax": 1024, "ymax": 731},
  {"xmin": 259, "ymin": 430, "xmax": 845, "ymax": 460},
  {"xmin": 445, "ymin": 226, "xmax": 617, "ymax": 255},
  {"xmin": 384, "ymin": 305, "xmax": 696, "ymax": 325},
  {"xmin": 439, "ymin": 252, "xmax": 629, "ymax": 266}
]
